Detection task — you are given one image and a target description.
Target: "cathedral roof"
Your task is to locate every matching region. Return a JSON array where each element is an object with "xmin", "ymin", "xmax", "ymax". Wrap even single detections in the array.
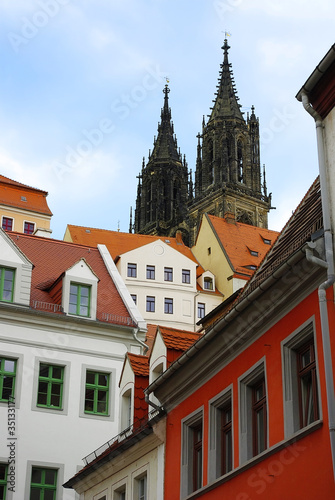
[
  {"xmin": 149, "ymin": 85, "xmax": 182, "ymax": 164},
  {"xmin": 208, "ymin": 38, "xmax": 244, "ymax": 123}
]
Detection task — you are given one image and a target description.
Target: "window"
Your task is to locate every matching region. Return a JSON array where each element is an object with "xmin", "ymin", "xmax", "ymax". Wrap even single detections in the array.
[
  {"xmin": 0, "ymin": 268, "xmax": 15, "ymax": 303},
  {"xmin": 296, "ymin": 339, "xmax": 319, "ymax": 428},
  {"xmin": 134, "ymin": 474, "xmax": 147, "ymax": 500},
  {"xmin": 204, "ymin": 277, "xmax": 213, "ymax": 290},
  {"xmin": 164, "ymin": 298, "xmax": 173, "ymax": 314},
  {"xmin": 252, "ymin": 377, "xmax": 267, "ymax": 456},
  {"xmin": 182, "ymin": 269, "xmax": 190, "ymax": 284},
  {"xmin": 131, "ymin": 294, "xmax": 137, "ymax": 305},
  {"xmin": 37, "ymin": 364, "xmax": 64, "ymax": 409},
  {"xmin": 0, "ymin": 464, "xmax": 7, "ymax": 500},
  {"xmin": 209, "ymin": 389, "xmax": 232, "ymax": 481},
  {"xmin": 164, "ymin": 267, "xmax": 173, "ymax": 282},
  {"xmin": 0, "ymin": 358, "xmax": 16, "ymax": 402},
  {"xmin": 239, "ymin": 361, "xmax": 267, "ymax": 463},
  {"xmin": 113, "ymin": 487, "xmax": 126, "ymax": 500},
  {"xmin": 146, "ymin": 296, "xmax": 155, "ymax": 313},
  {"xmin": 24, "ymin": 222, "xmax": 35, "ymax": 235},
  {"xmin": 2, "ymin": 217, "xmax": 13, "ymax": 231},
  {"xmin": 127, "ymin": 263, "xmax": 137, "ymax": 278},
  {"xmin": 250, "ymin": 250, "xmax": 258, "ymax": 257},
  {"xmin": 181, "ymin": 411, "xmax": 203, "ymax": 497},
  {"xmin": 146, "ymin": 265, "xmax": 155, "ymax": 280},
  {"xmin": 85, "ymin": 371, "xmax": 109, "ymax": 415},
  {"xmin": 69, "ymin": 283, "xmax": 90, "ymax": 317},
  {"xmin": 30, "ymin": 467, "xmax": 57, "ymax": 500},
  {"xmin": 198, "ymin": 303, "xmax": 205, "ymax": 319},
  {"xmin": 282, "ymin": 323, "xmax": 320, "ymax": 437},
  {"xmin": 121, "ymin": 389, "xmax": 132, "ymax": 430}
]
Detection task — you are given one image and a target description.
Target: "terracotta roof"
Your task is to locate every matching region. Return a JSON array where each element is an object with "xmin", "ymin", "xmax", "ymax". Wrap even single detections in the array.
[
  {"xmin": 65, "ymin": 225, "xmax": 203, "ymax": 271},
  {"xmin": 0, "ymin": 175, "xmax": 52, "ymax": 216},
  {"xmin": 158, "ymin": 326, "xmax": 201, "ymax": 351},
  {"xmin": 205, "ymin": 214, "xmax": 279, "ymax": 278},
  {"xmin": 7, "ymin": 232, "xmax": 133, "ymax": 327},
  {"xmin": 127, "ymin": 353, "xmax": 149, "ymax": 377},
  {"xmin": 144, "ymin": 324, "xmax": 158, "ymax": 355}
]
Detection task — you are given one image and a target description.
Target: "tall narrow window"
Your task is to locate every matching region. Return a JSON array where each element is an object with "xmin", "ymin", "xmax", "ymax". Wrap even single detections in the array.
[
  {"xmin": 85, "ymin": 371, "xmax": 109, "ymax": 415},
  {"xmin": 297, "ymin": 340, "xmax": 319, "ymax": 428},
  {"xmin": 0, "ymin": 358, "xmax": 16, "ymax": 402},
  {"xmin": 193, "ymin": 424, "xmax": 203, "ymax": 492},
  {"xmin": 24, "ymin": 221, "xmax": 35, "ymax": 235},
  {"xmin": 164, "ymin": 298, "xmax": 173, "ymax": 314},
  {"xmin": 221, "ymin": 403, "xmax": 232, "ymax": 475},
  {"xmin": 0, "ymin": 464, "xmax": 8, "ymax": 500},
  {"xmin": 198, "ymin": 303, "xmax": 205, "ymax": 319},
  {"xmin": 146, "ymin": 296, "xmax": 155, "ymax": 312},
  {"xmin": 0, "ymin": 268, "xmax": 15, "ymax": 303},
  {"xmin": 138, "ymin": 475, "xmax": 147, "ymax": 500},
  {"xmin": 237, "ymin": 140, "xmax": 244, "ymax": 183},
  {"xmin": 252, "ymin": 377, "xmax": 267, "ymax": 456},
  {"xmin": 127, "ymin": 263, "xmax": 137, "ymax": 278},
  {"xmin": 37, "ymin": 364, "xmax": 64, "ymax": 409},
  {"xmin": 69, "ymin": 284, "xmax": 90, "ymax": 317},
  {"xmin": 146, "ymin": 265, "xmax": 155, "ymax": 280},
  {"xmin": 182, "ymin": 269, "xmax": 190, "ymax": 284},
  {"xmin": 164, "ymin": 267, "xmax": 173, "ymax": 282},
  {"xmin": 30, "ymin": 467, "xmax": 57, "ymax": 500}
]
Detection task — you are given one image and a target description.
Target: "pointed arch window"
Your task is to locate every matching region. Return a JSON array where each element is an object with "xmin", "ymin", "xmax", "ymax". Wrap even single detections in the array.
[
  {"xmin": 237, "ymin": 140, "xmax": 244, "ymax": 183},
  {"xmin": 208, "ymin": 139, "xmax": 214, "ymax": 184}
]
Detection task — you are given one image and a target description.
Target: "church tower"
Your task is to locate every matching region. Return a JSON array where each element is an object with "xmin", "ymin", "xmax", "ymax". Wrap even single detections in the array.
[
  {"xmin": 134, "ymin": 84, "xmax": 191, "ymax": 244},
  {"xmin": 188, "ymin": 38, "xmax": 272, "ymax": 244}
]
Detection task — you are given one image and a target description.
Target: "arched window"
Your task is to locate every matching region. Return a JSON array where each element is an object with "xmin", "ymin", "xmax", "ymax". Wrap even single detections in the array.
[{"xmin": 237, "ymin": 140, "xmax": 244, "ymax": 183}]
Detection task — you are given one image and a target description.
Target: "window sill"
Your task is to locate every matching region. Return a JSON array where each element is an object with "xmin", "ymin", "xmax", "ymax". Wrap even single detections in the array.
[{"xmin": 183, "ymin": 420, "xmax": 323, "ymax": 499}]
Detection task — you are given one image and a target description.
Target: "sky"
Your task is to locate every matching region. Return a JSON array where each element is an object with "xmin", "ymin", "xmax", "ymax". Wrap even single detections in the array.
[{"xmin": 0, "ymin": 0, "xmax": 334, "ymax": 241}]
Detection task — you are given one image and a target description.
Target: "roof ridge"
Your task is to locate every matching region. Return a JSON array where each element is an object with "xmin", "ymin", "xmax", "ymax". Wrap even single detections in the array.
[
  {"xmin": 9, "ymin": 231, "xmax": 99, "ymax": 251},
  {"xmin": 0, "ymin": 174, "xmax": 48, "ymax": 194}
]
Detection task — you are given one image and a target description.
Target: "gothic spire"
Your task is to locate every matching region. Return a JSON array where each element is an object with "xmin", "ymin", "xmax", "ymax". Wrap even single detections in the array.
[
  {"xmin": 208, "ymin": 38, "xmax": 244, "ymax": 122},
  {"xmin": 149, "ymin": 84, "xmax": 181, "ymax": 164}
]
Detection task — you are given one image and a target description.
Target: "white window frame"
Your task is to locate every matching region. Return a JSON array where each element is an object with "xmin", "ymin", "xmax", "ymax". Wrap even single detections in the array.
[
  {"xmin": 132, "ymin": 464, "xmax": 149, "ymax": 500},
  {"xmin": 239, "ymin": 358, "xmax": 267, "ymax": 464},
  {"xmin": 181, "ymin": 407, "xmax": 204, "ymax": 498},
  {"xmin": 208, "ymin": 386, "xmax": 233, "ymax": 482},
  {"xmin": 62, "ymin": 259, "xmax": 98, "ymax": 320},
  {"xmin": 281, "ymin": 318, "xmax": 321, "ymax": 438},
  {"xmin": 120, "ymin": 386, "xmax": 133, "ymax": 432},
  {"xmin": 25, "ymin": 461, "xmax": 64, "ymax": 500}
]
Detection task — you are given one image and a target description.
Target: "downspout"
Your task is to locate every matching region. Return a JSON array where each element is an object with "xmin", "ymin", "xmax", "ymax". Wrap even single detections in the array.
[
  {"xmin": 133, "ymin": 328, "xmax": 149, "ymax": 355},
  {"xmin": 301, "ymin": 91, "xmax": 335, "ymax": 481}
]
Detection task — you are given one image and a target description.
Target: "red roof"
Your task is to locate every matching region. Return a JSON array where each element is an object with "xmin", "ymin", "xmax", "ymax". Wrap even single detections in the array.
[
  {"xmin": 127, "ymin": 353, "xmax": 149, "ymax": 377},
  {"xmin": 205, "ymin": 214, "xmax": 279, "ymax": 278},
  {"xmin": 65, "ymin": 225, "xmax": 204, "ymax": 274},
  {"xmin": 0, "ymin": 175, "xmax": 52, "ymax": 216},
  {"xmin": 158, "ymin": 326, "xmax": 201, "ymax": 351},
  {"xmin": 7, "ymin": 232, "xmax": 132, "ymax": 327}
]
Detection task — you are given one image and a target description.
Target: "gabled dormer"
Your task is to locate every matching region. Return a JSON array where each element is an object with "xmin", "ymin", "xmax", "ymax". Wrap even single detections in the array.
[
  {"xmin": 197, "ymin": 270, "xmax": 215, "ymax": 292},
  {"xmin": 0, "ymin": 228, "xmax": 33, "ymax": 306},
  {"xmin": 62, "ymin": 258, "xmax": 99, "ymax": 320}
]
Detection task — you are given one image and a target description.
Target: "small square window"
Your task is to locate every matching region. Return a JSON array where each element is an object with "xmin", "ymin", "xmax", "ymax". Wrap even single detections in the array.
[
  {"xmin": 37, "ymin": 364, "xmax": 64, "ymax": 409},
  {"xmin": 127, "ymin": 263, "xmax": 137, "ymax": 278},
  {"xmin": 146, "ymin": 265, "xmax": 155, "ymax": 280},
  {"xmin": 198, "ymin": 303, "xmax": 205, "ymax": 319},
  {"xmin": 2, "ymin": 217, "xmax": 13, "ymax": 231},
  {"xmin": 30, "ymin": 467, "xmax": 57, "ymax": 500},
  {"xmin": 164, "ymin": 298, "xmax": 173, "ymax": 314},
  {"xmin": 182, "ymin": 269, "xmax": 190, "ymax": 284},
  {"xmin": 0, "ymin": 464, "xmax": 8, "ymax": 500},
  {"xmin": 0, "ymin": 267, "xmax": 15, "ymax": 302},
  {"xmin": 24, "ymin": 221, "xmax": 35, "ymax": 235},
  {"xmin": 146, "ymin": 296, "xmax": 155, "ymax": 312},
  {"xmin": 85, "ymin": 370, "xmax": 109, "ymax": 415},
  {"xmin": 69, "ymin": 283, "xmax": 90, "ymax": 317},
  {"xmin": 164, "ymin": 267, "xmax": 173, "ymax": 282},
  {"xmin": 0, "ymin": 357, "xmax": 16, "ymax": 402}
]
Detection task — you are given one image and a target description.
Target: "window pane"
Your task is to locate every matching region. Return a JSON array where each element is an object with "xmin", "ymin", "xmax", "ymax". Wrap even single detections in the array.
[
  {"xmin": 98, "ymin": 373, "xmax": 108, "ymax": 386},
  {"xmin": 45, "ymin": 469, "xmax": 57, "ymax": 485},
  {"xmin": 86, "ymin": 372, "xmax": 95, "ymax": 384},
  {"xmin": 31, "ymin": 468, "xmax": 42, "ymax": 484},
  {"xmin": 4, "ymin": 359, "xmax": 15, "ymax": 373},
  {"xmin": 30, "ymin": 487, "xmax": 41, "ymax": 500}
]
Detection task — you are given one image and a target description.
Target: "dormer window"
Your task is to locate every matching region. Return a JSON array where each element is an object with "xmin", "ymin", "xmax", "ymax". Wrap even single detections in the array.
[
  {"xmin": 0, "ymin": 267, "xmax": 15, "ymax": 302},
  {"xmin": 250, "ymin": 250, "xmax": 258, "ymax": 257},
  {"xmin": 204, "ymin": 277, "xmax": 213, "ymax": 290},
  {"xmin": 69, "ymin": 283, "xmax": 90, "ymax": 317},
  {"xmin": 263, "ymin": 239, "xmax": 271, "ymax": 245}
]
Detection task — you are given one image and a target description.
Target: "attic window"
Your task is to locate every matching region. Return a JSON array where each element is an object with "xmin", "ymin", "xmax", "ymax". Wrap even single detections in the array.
[
  {"xmin": 250, "ymin": 250, "xmax": 258, "ymax": 257},
  {"xmin": 263, "ymin": 238, "xmax": 271, "ymax": 245},
  {"xmin": 85, "ymin": 229, "xmax": 91, "ymax": 233},
  {"xmin": 21, "ymin": 196, "xmax": 27, "ymax": 202},
  {"xmin": 245, "ymin": 265, "xmax": 257, "ymax": 270},
  {"xmin": 165, "ymin": 239, "xmax": 170, "ymax": 244}
]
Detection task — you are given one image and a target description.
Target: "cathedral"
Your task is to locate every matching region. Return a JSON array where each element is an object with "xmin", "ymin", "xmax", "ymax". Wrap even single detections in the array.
[{"xmin": 133, "ymin": 39, "xmax": 272, "ymax": 246}]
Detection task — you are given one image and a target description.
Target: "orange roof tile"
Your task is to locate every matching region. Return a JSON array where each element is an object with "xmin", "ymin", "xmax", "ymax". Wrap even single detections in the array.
[
  {"xmin": 65, "ymin": 225, "xmax": 204, "ymax": 271},
  {"xmin": 205, "ymin": 214, "xmax": 279, "ymax": 278},
  {"xmin": 127, "ymin": 353, "xmax": 149, "ymax": 377},
  {"xmin": 0, "ymin": 175, "xmax": 52, "ymax": 216},
  {"xmin": 7, "ymin": 232, "xmax": 132, "ymax": 327},
  {"xmin": 158, "ymin": 326, "xmax": 201, "ymax": 351}
]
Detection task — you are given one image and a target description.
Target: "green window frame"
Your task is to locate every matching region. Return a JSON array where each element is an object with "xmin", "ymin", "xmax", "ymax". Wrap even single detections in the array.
[
  {"xmin": 0, "ymin": 464, "xmax": 8, "ymax": 500},
  {"xmin": 85, "ymin": 371, "xmax": 109, "ymax": 415},
  {"xmin": 0, "ymin": 267, "xmax": 15, "ymax": 303},
  {"xmin": 0, "ymin": 358, "xmax": 16, "ymax": 402},
  {"xmin": 30, "ymin": 467, "xmax": 57, "ymax": 500},
  {"xmin": 69, "ymin": 283, "xmax": 90, "ymax": 317},
  {"xmin": 37, "ymin": 364, "xmax": 64, "ymax": 409}
]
